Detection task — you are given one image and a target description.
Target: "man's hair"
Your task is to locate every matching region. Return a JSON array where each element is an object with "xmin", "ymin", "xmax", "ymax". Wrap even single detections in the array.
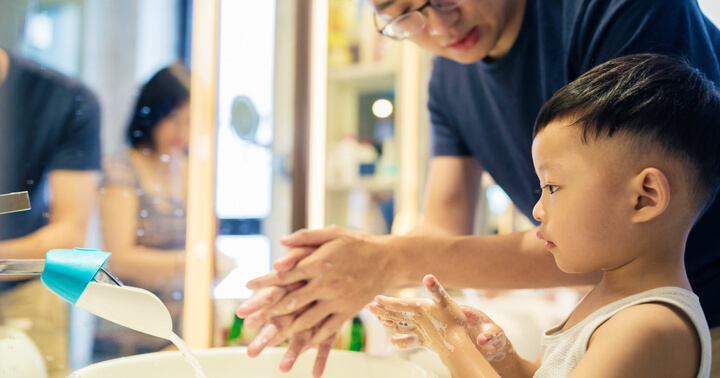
[{"xmin": 534, "ymin": 53, "xmax": 720, "ymax": 213}]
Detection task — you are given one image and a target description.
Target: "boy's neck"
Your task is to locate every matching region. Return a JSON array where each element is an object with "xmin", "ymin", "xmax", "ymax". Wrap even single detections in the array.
[{"xmin": 594, "ymin": 241, "xmax": 691, "ymax": 298}]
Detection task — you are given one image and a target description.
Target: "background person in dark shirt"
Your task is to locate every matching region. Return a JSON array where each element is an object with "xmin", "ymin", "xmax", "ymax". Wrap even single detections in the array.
[
  {"xmin": 0, "ymin": 47, "xmax": 101, "ymax": 378},
  {"xmin": 239, "ymin": 0, "xmax": 720, "ymax": 377}
]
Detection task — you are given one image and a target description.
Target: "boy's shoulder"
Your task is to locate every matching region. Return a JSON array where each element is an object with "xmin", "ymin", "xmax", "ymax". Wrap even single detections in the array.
[{"xmin": 579, "ymin": 302, "xmax": 700, "ymax": 377}]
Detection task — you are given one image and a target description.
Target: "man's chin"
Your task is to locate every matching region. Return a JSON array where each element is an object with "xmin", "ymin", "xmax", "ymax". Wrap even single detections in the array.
[{"xmin": 444, "ymin": 47, "xmax": 491, "ymax": 65}]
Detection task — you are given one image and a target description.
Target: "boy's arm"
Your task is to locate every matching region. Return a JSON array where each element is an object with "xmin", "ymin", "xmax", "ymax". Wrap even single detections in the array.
[
  {"xmin": 569, "ymin": 303, "xmax": 701, "ymax": 377},
  {"xmin": 367, "ymin": 275, "xmax": 537, "ymax": 378}
]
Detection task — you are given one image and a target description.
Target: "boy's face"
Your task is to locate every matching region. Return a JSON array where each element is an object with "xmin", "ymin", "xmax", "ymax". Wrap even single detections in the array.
[
  {"xmin": 531, "ymin": 121, "xmax": 638, "ymax": 273},
  {"xmin": 368, "ymin": 0, "xmax": 525, "ymax": 64}
]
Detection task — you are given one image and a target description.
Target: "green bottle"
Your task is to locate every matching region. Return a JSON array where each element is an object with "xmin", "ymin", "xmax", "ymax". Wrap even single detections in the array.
[
  {"xmin": 227, "ymin": 314, "xmax": 243, "ymax": 346},
  {"xmin": 348, "ymin": 316, "xmax": 365, "ymax": 351}
]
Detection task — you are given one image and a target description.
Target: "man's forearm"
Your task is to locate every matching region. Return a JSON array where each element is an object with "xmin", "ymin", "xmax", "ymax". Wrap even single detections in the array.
[
  {"xmin": 0, "ymin": 220, "xmax": 88, "ymax": 282},
  {"xmin": 0, "ymin": 221, "xmax": 87, "ymax": 259},
  {"xmin": 387, "ymin": 228, "xmax": 599, "ymax": 290}
]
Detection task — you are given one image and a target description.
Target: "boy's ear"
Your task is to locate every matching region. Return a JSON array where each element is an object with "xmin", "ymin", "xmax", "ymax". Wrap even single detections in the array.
[{"xmin": 631, "ymin": 167, "xmax": 670, "ymax": 223}]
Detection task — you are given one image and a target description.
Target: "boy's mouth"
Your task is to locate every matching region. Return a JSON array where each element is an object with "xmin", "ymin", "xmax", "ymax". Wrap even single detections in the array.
[{"xmin": 536, "ymin": 230, "xmax": 556, "ymax": 249}]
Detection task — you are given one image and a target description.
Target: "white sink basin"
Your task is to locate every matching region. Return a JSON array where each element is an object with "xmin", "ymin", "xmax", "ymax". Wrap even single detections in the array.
[{"xmin": 69, "ymin": 347, "xmax": 433, "ymax": 378}]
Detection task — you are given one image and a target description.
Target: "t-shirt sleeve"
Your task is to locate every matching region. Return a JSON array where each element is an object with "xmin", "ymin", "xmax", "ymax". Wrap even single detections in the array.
[
  {"xmin": 47, "ymin": 84, "xmax": 102, "ymax": 172},
  {"xmin": 428, "ymin": 58, "xmax": 472, "ymax": 157},
  {"xmin": 101, "ymin": 155, "xmax": 138, "ymax": 188},
  {"xmin": 570, "ymin": 0, "xmax": 720, "ymax": 82}
]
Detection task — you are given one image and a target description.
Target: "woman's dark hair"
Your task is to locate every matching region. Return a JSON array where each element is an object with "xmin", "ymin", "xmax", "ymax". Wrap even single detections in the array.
[
  {"xmin": 534, "ymin": 53, "xmax": 720, "ymax": 213},
  {"xmin": 126, "ymin": 63, "xmax": 190, "ymax": 149}
]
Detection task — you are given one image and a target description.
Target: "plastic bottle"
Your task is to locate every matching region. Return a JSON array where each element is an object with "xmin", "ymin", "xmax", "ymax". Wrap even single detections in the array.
[
  {"xmin": 348, "ymin": 316, "xmax": 366, "ymax": 351},
  {"xmin": 226, "ymin": 314, "xmax": 243, "ymax": 346}
]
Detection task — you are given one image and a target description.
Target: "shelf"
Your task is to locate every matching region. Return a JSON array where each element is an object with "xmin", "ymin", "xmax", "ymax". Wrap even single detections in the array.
[
  {"xmin": 328, "ymin": 62, "xmax": 396, "ymax": 84},
  {"xmin": 326, "ymin": 176, "xmax": 398, "ymax": 192}
]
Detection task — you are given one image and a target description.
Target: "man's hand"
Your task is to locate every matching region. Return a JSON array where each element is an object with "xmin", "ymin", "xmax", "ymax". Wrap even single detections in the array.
[{"xmin": 236, "ymin": 226, "xmax": 400, "ymax": 376}]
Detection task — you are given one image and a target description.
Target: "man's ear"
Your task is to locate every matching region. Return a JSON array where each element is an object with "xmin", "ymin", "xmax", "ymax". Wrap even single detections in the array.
[{"xmin": 631, "ymin": 168, "xmax": 670, "ymax": 223}]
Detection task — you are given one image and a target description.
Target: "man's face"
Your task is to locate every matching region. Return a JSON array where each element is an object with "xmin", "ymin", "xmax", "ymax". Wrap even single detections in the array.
[
  {"xmin": 531, "ymin": 121, "xmax": 637, "ymax": 274},
  {"xmin": 369, "ymin": 0, "xmax": 524, "ymax": 64}
]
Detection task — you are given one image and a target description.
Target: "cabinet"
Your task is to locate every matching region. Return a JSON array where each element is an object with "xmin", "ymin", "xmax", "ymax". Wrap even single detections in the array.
[{"xmin": 317, "ymin": 0, "xmax": 431, "ymax": 235}]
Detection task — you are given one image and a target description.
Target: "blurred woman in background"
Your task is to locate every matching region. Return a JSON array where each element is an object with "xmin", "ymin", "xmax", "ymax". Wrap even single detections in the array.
[{"xmin": 94, "ymin": 63, "xmax": 190, "ymax": 360}]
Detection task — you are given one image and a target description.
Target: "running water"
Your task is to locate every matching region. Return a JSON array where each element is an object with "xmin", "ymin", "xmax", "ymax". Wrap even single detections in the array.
[{"xmin": 169, "ymin": 332, "xmax": 208, "ymax": 378}]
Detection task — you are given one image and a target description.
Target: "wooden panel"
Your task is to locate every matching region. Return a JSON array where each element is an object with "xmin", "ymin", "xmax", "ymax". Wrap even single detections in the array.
[
  {"xmin": 292, "ymin": 0, "xmax": 311, "ymax": 231},
  {"xmin": 307, "ymin": 0, "xmax": 329, "ymax": 229},
  {"xmin": 183, "ymin": 0, "xmax": 218, "ymax": 348}
]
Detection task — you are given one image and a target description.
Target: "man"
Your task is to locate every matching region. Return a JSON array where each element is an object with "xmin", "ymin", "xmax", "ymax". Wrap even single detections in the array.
[
  {"xmin": 239, "ymin": 1, "xmax": 720, "ymax": 377},
  {"xmin": 0, "ymin": 47, "xmax": 101, "ymax": 378}
]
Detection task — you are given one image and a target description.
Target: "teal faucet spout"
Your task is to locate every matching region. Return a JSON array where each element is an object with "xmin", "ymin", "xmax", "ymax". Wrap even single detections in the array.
[{"xmin": 41, "ymin": 248, "xmax": 111, "ymax": 305}]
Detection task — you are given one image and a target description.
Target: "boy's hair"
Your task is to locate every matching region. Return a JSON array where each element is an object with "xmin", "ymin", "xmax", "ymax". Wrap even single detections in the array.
[{"xmin": 534, "ymin": 53, "xmax": 720, "ymax": 214}]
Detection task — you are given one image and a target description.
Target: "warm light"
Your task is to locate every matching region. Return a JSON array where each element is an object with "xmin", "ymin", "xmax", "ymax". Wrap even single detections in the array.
[
  {"xmin": 372, "ymin": 99, "xmax": 394, "ymax": 118},
  {"xmin": 487, "ymin": 184, "xmax": 511, "ymax": 215}
]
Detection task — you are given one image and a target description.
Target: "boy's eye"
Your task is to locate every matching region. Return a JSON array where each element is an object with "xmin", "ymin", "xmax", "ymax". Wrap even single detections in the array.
[{"xmin": 540, "ymin": 184, "xmax": 559, "ymax": 195}]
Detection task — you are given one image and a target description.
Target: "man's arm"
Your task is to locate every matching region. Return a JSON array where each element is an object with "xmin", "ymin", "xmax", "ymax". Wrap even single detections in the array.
[
  {"xmin": 0, "ymin": 170, "xmax": 98, "ymax": 280},
  {"xmin": 238, "ymin": 156, "xmax": 598, "ymax": 371},
  {"xmin": 410, "ymin": 156, "xmax": 483, "ymax": 236}
]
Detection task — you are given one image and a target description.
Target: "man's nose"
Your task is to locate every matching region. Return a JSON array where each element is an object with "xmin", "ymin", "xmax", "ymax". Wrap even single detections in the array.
[
  {"xmin": 425, "ymin": 7, "xmax": 460, "ymax": 36},
  {"xmin": 532, "ymin": 200, "xmax": 545, "ymax": 222}
]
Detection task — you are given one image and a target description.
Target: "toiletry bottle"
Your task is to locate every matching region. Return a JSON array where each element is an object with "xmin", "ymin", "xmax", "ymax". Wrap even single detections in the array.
[
  {"xmin": 226, "ymin": 314, "xmax": 243, "ymax": 346},
  {"xmin": 349, "ymin": 315, "xmax": 365, "ymax": 351}
]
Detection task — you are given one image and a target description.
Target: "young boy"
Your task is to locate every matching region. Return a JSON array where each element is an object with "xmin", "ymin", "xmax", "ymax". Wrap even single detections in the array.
[{"xmin": 367, "ymin": 54, "xmax": 717, "ymax": 377}]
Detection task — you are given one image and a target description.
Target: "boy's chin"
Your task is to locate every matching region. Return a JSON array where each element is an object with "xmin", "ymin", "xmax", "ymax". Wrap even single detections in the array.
[{"xmin": 554, "ymin": 256, "xmax": 594, "ymax": 275}]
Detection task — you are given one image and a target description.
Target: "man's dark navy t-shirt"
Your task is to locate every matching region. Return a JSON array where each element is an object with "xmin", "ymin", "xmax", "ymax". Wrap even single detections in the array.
[
  {"xmin": 429, "ymin": 0, "xmax": 720, "ymax": 328},
  {"xmin": 0, "ymin": 53, "xmax": 101, "ymax": 242}
]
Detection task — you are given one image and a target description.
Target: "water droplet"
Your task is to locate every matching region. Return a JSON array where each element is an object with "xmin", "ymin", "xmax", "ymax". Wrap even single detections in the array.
[
  {"xmin": 122, "ymin": 190, "xmax": 130, "ymax": 197},
  {"xmin": 26, "ymin": 180, "xmax": 34, "ymax": 185},
  {"xmin": 133, "ymin": 130, "xmax": 143, "ymax": 138},
  {"xmin": 46, "ymin": 355, "xmax": 54, "ymax": 361},
  {"xmin": 152, "ymin": 197, "xmax": 161, "ymax": 204},
  {"xmin": 160, "ymin": 154, "xmax": 170, "ymax": 163},
  {"xmin": 75, "ymin": 95, "xmax": 83, "ymax": 102},
  {"xmin": 136, "ymin": 188, "xmax": 145, "ymax": 196},
  {"xmin": 75, "ymin": 109, "xmax": 84, "ymax": 116},
  {"xmin": 142, "ymin": 149, "xmax": 152, "ymax": 156},
  {"xmin": 175, "ymin": 209, "xmax": 184, "ymax": 217},
  {"xmin": 142, "ymin": 106, "xmax": 151, "ymax": 115},
  {"xmin": 140, "ymin": 209, "xmax": 149, "ymax": 218},
  {"xmin": 172, "ymin": 291, "xmax": 182, "ymax": 300},
  {"xmin": 42, "ymin": 212, "xmax": 50, "ymax": 219},
  {"xmin": 137, "ymin": 229, "xmax": 145, "ymax": 237}
]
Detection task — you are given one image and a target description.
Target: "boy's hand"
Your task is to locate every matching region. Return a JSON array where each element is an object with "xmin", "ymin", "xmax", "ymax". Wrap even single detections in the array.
[{"xmin": 367, "ymin": 274, "xmax": 515, "ymax": 364}]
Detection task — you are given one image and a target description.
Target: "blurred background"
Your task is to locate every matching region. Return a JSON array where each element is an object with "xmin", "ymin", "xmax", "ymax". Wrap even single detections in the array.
[{"xmin": 0, "ymin": 0, "xmax": 718, "ymax": 377}]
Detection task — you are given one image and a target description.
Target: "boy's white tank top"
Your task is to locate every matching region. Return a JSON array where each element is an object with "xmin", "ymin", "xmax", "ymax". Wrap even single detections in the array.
[{"xmin": 534, "ymin": 287, "xmax": 711, "ymax": 378}]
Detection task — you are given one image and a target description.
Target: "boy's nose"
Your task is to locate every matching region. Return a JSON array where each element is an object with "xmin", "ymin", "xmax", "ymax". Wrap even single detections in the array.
[
  {"xmin": 425, "ymin": 8, "xmax": 460, "ymax": 37},
  {"xmin": 532, "ymin": 200, "xmax": 545, "ymax": 222}
]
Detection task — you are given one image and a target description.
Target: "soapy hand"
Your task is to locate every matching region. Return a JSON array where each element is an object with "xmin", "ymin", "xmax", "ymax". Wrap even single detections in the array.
[
  {"xmin": 237, "ymin": 226, "xmax": 398, "ymax": 377},
  {"xmin": 367, "ymin": 275, "xmax": 515, "ymax": 365},
  {"xmin": 238, "ymin": 283, "xmax": 336, "ymax": 378}
]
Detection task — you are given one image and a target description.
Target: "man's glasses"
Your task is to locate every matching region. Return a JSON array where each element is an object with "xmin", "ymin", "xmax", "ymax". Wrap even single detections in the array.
[{"xmin": 374, "ymin": 0, "xmax": 468, "ymax": 40}]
